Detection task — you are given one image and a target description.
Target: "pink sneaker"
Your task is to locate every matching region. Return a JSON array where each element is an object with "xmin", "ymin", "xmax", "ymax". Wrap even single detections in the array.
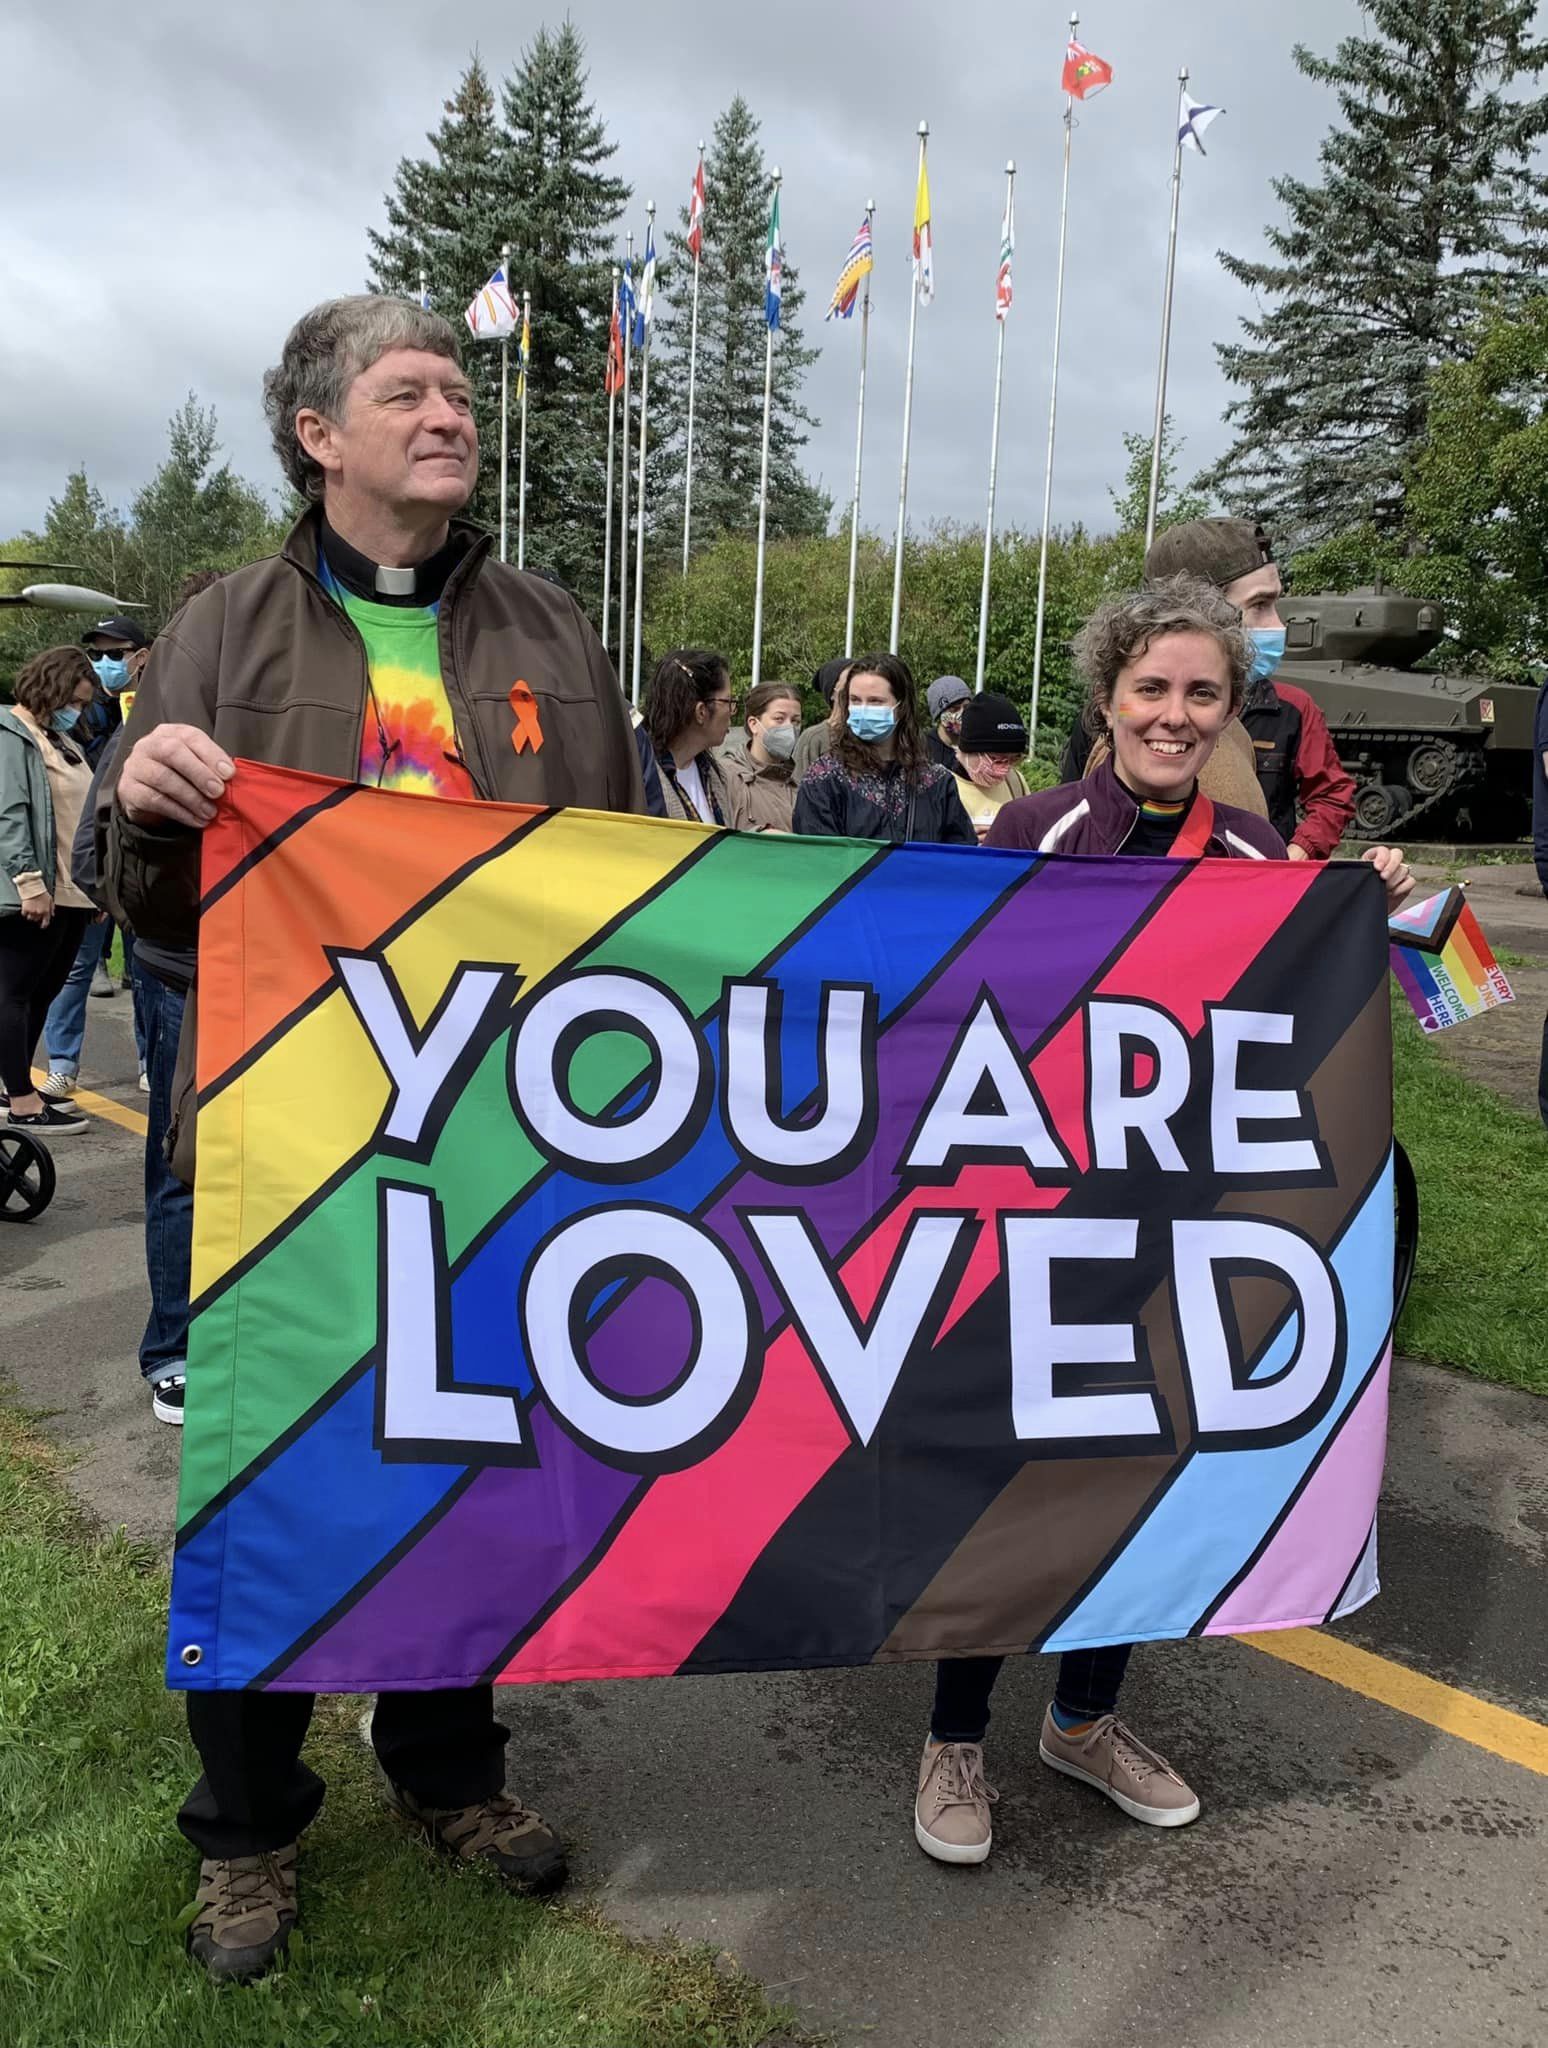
[{"xmin": 1038, "ymin": 1708, "xmax": 1200, "ymax": 1827}]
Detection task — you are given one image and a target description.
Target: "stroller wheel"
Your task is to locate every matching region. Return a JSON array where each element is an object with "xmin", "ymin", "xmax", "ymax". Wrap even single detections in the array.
[{"xmin": 0, "ymin": 1127, "xmax": 56, "ymax": 1221}]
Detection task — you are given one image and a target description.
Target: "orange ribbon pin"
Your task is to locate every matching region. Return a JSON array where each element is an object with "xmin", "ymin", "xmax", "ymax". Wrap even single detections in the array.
[{"xmin": 509, "ymin": 680, "xmax": 543, "ymax": 755}]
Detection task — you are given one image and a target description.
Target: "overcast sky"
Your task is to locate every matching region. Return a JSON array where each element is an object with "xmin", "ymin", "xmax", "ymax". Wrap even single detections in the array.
[{"xmin": 2, "ymin": 0, "xmax": 1359, "ymax": 552}]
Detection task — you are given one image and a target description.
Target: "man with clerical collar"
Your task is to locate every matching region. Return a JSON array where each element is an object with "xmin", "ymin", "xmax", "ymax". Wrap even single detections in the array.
[{"xmin": 101, "ymin": 293, "xmax": 645, "ymax": 1985}]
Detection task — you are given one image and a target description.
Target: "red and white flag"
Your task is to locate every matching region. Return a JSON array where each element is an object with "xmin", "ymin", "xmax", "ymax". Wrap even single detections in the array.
[
  {"xmin": 687, "ymin": 156, "xmax": 706, "ymax": 260},
  {"xmin": 1061, "ymin": 38, "xmax": 1113, "ymax": 99}
]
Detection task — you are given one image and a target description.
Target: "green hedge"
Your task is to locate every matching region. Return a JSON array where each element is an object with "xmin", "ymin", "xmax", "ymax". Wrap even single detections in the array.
[{"xmin": 643, "ymin": 522, "xmax": 1144, "ymax": 755}]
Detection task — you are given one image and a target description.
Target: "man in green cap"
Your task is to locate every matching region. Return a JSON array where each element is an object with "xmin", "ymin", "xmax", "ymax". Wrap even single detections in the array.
[{"xmin": 1145, "ymin": 518, "xmax": 1355, "ymax": 859}]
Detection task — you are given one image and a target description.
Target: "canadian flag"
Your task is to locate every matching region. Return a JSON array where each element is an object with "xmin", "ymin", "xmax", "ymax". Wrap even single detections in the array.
[{"xmin": 687, "ymin": 156, "xmax": 706, "ymax": 261}]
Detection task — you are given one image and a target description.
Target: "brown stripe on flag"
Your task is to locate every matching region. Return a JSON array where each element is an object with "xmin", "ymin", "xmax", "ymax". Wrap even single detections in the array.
[{"xmin": 877, "ymin": 979, "xmax": 1392, "ymax": 1661}]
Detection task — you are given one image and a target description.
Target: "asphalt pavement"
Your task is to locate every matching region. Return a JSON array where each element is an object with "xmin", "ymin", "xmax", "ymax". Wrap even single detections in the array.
[{"xmin": 3, "ymin": 977, "xmax": 1546, "ymax": 2048}]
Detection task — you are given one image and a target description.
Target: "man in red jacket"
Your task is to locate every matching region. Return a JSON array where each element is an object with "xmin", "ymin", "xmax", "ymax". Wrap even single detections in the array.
[{"xmin": 1145, "ymin": 518, "xmax": 1355, "ymax": 859}]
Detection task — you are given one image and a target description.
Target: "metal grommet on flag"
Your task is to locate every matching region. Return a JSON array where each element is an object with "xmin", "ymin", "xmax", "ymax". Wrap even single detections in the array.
[{"xmin": 180, "ymin": 1644, "xmax": 203, "ymax": 1668}]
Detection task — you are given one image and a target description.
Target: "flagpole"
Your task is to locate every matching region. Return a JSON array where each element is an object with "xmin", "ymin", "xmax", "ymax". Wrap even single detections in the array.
[
  {"xmin": 619, "ymin": 230, "xmax": 634, "ymax": 683},
  {"xmin": 1029, "ymin": 26, "xmax": 1077, "ymax": 747},
  {"xmin": 418, "ymin": 264, "xmax": 428, "ymax": 310},
  {"xmin": 682, "ymin": 142, "xmax": 704, "ymax": 577},
  {"xmin": 602, "ymin": 268, "xmax": 618, "ymax": 652},
  {"xmin": 631, "ymin": 201, "xmax": 655, "ymax": 710},
  {"xmin": 975, "ymin": 162, "xmax": 1016, "ymax": 696},
  {"xmin": 844, "ymin": 200, "xmax": 875, "ymax": 661},
  {"xmin": 517, "ymin": 288, "xmax": 531, "ymax": 571},
  {"xmin": 499, "ymin": 240, "xmax": 511, "ymax": 565},
  {"xmin": 890, "ymin": 122, "xmax": 928, "ymax": 657},
  {"xmin": 751, "ymin": 169, "xmax": 781, "ymax": 691},
  {"xmin": 1145, "ymin": 66, "xmax": 1188, "ymax": 554}
]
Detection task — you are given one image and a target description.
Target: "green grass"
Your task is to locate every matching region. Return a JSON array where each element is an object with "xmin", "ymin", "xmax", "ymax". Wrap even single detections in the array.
[
  {"xmin": 0, "ymin": 1415, "xmax": 792, "ymax": 2048},
  {"xmin": 1393, "ymin": 998, "xmax": 1548, "ymax": 1393}
]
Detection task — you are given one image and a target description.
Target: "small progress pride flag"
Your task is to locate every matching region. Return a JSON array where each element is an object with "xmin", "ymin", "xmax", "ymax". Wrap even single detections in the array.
[{"xmin": 1389, "ymin": 887, "xmax": 1514, "ymax": 1031}]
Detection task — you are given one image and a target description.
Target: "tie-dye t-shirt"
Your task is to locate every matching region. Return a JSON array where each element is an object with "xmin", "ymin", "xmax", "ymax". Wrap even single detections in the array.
[{"xmin": 320, "ymin": 562, "xmax": 475, "ymax": 800}]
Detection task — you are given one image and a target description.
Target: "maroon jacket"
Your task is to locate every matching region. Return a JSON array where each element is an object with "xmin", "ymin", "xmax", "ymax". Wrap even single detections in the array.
[
  {"xmin": 1241, "ymin": 680, "xmax": 1355, "ymax": 860},
  {"xmin": 985, "ymin": 759, "xmax": 1287, "ymax": 860}
]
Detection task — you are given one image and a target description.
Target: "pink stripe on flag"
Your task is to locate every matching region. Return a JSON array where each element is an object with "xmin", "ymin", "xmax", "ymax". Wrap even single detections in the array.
[
  {"xmin": 499, "ymin": 1325, "xmax": 849, "ymax": 1682},
  {"xmin": 1096, "ymin": 861, "xmax": 1319, "ymax": 1032},
  {"xmin": 1204, "ymin": 1350, "xmax": 1391, "ymax": 1635}
]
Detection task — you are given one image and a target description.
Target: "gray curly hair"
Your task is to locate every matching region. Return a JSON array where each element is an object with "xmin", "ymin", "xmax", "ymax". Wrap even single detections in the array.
[
  {"xmin": 1073, "ymin": 575, "xmax": 1253, "ymax": 736},
  {"xmin": 262, "ymin": 295, "xmax": 464, "ymax": 500}
]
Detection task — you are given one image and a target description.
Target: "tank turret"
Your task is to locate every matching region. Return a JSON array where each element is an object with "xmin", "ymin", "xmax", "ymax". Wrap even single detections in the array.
[
  {"xmin": 1283, "ymin": 590, "xmax": 1444, "ymax": 667},
  {"xmin": 1276, "ymin": 584, "xmax": 1537, "ymax": 839}
]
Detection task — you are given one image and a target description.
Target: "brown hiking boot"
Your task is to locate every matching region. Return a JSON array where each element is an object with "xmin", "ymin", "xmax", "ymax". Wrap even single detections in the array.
[
  {"xmin": 186, "ymin": 1844, "xmax": 298, "ymax": 1983},
  {"xmin": 1038, "ymin": 1708, "xmax": 1201, "ymax": 1827},
  {"xmin": 914, "ymin": 1739, "xmax": 998, "ymax": 1865},
  {"xmin": 385, "ymin": 1780, "xmax": 569, "ymax": 1894}
]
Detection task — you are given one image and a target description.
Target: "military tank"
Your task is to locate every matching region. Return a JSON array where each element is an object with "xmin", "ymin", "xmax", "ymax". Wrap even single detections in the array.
[{"xmin": 1276, "ymin": 586, "xmax": 1538, "ymax": 839}]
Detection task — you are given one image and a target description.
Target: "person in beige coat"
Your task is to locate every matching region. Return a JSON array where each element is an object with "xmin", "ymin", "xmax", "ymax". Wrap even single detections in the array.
[{"xmin": 718, "ymin": 682, "xmax": 803, "ymax": 832}]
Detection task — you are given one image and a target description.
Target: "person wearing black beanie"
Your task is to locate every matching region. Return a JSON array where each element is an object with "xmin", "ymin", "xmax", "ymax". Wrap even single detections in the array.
[{"xmin": 947, "ymin": 691, "xmax": 1030, "ymax": 840}]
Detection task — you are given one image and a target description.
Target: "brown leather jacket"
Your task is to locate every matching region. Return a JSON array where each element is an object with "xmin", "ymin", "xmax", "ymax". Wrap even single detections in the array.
[
  {"xmin": 100, "ymin": 507, "xmax": 645, "ymax": 953},
  {"xmin": 100, "ymin": 506, "xmax": 645, "ymax": 1182}
]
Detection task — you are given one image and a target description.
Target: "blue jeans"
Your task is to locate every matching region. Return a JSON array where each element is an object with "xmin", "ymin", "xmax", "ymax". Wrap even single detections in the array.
[
  {"xmin": 43, "ymin": 920, "xmax": 148, "ymax": 1074},
  {"xmin": 930, "ymin": 1645, "xmax": 1135, "ymax": 1744},
  {"xmin": 139, "ymin": 972, "xmax": 192, "ymax": 1383}
]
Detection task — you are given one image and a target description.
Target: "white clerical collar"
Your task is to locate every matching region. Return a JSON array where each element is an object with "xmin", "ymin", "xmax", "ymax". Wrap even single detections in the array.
[{"xmin": 374, "ymin": 564, "xmax": 419, "ymax": 597}]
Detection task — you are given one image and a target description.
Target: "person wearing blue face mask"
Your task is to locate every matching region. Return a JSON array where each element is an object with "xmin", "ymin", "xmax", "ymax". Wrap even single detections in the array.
[
  {"xmin": 80, "ymin": 617, "xmax": 149, "ymax": 766},
  {"xmin": 1145, "ymin": 519, "xmax": 1355, "ymax": 859},
  {"xmin": 792, "ymin": 653, "xmax": 977, "ymax": 846}
]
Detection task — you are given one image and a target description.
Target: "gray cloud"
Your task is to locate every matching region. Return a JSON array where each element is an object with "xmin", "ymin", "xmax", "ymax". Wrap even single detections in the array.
[{"xmin": 1, "ymin": 0, "xmax": 1356, "ymax": 555}]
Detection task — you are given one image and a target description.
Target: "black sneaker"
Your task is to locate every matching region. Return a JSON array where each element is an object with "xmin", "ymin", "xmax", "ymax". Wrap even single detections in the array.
[
  {"xmin": 7, "ymin": 1102, "xmax": 88, "ymax": 1136},
  {"xmin": 152, "ymin": 1375, "xmax": 187, "ymax": 1426}
]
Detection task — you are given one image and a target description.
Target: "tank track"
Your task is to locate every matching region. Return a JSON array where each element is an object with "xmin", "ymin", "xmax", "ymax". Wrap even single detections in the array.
[{"xmin": 1333, "ymin": 729, "xmax": 1486, "ymax": 841}]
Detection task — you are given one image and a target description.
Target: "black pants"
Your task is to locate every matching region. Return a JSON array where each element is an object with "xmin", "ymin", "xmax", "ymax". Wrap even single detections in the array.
[
  {"xmin": 0, "ymin": 909, "xmax": 90, "ymax": 1096},
  {"xmin": 931, "ymin": 1644, "xmax": 1134, "ymax": 1744},
  {"xmin": 178, "ymin": 1686, "xmax": 509, "ymax": 1860}
]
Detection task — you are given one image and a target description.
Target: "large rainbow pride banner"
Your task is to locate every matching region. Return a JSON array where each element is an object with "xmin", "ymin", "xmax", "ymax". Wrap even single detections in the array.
[{"xmin": 168, "ymin": 763, "xmax": 1395, "ymax": 1692}]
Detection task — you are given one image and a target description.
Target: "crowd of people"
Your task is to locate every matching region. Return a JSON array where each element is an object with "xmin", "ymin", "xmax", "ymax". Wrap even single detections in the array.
[{"xmin": 1, "ymin": 290, "xmax": 1423, "ymax": 1984}]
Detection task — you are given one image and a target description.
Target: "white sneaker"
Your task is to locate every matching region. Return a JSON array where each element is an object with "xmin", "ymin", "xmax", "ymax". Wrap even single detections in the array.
[
  {"xmin": 151, "ymin": 1375, "xmax": 186, "ymax": 1426},
  {"xmin": 39, "ymin": 1070, "xmax": 77, "ymax": 1100},
  {"xmin": 138, "ymin": 1070, "xmax": 150, "ymax": 1093}
]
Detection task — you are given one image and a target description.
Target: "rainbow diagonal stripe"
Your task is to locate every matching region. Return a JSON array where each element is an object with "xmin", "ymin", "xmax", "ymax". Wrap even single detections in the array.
[
  {"xmin": 168, "ymin": 764, "xmax": 1396, "ymax": 1693},
  {"xmin": 1389, "ymin": 887, "xmax": 1515, "ymax": 1032}
]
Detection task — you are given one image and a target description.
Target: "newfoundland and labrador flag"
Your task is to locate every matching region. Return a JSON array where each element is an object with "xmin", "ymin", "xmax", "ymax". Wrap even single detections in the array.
[{"xmin": 168, "ymin": 765, "xmax": 1394, "ymax": 1691}]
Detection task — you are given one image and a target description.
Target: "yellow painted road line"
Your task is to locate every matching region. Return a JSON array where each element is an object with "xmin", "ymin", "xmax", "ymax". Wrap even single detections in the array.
[
  {"xmin": 1240, "ymin": 1628, "xmax": 1548, "ymax": 1778},
  {"xmin": 29, "ymin": 1072, "xmax": 148, "ymax": 1139}
]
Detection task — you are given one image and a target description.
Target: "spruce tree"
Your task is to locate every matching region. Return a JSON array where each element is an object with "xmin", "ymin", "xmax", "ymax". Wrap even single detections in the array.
[
  {"xmin": 1204, "ymin": 0, "xmax": 1548, "ymax": 546},
  {"xmin": 131, "ymin": 399, "xmax": 277, "ymax": 620},
  {"xmin": 650, "ymin": 97, "xmax": 829, "ymax": 562},
  {"xmin": 369, "ymin": 57, "xmax": 519, "ymax": 537},
  {"xmin": 498, "ymin": 24, "xmax": 629, "ymax": 606}
]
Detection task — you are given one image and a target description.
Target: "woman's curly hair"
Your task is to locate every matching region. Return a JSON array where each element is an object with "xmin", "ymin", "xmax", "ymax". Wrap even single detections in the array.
[{"xmin": 1073, "ymin": 575, "xmax": 1253, "ymax": 736}]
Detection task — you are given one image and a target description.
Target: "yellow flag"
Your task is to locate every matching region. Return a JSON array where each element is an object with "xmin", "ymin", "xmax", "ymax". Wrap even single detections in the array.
[{"xmin": 912, "ymin": 150, "xmax": 934, "ymax": 305}]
